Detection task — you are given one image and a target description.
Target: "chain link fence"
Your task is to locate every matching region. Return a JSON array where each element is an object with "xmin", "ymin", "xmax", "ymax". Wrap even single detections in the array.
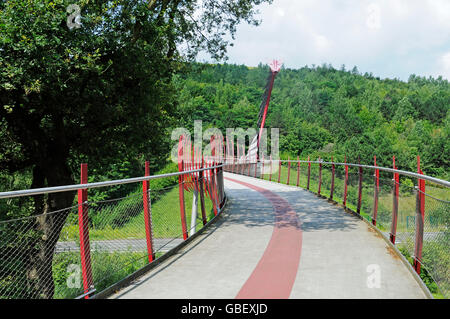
[{"xmin": 0, "ymin": 166, "xmax": 224, "ymax": 299}]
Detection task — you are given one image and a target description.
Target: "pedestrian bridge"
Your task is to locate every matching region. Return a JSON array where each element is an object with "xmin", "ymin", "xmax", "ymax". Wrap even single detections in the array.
[
  {"xmin": 109, "ymin": 172, "xmax": 429, "ymax": 299},
  {"xmin": 0, "ymin": 158, "xmax": 448, "ymax": 300}
]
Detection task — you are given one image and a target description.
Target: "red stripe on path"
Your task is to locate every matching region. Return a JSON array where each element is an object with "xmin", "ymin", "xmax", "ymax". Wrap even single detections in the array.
[{"xmin": 225, "ymin": 177, "xmax": 303, "ymax": 299}]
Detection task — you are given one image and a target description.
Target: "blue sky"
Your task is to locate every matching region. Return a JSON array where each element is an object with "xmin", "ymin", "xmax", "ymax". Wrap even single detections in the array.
[{"xmin": 198, "ymin": 0, "xmax": 450, "ymax": 81}]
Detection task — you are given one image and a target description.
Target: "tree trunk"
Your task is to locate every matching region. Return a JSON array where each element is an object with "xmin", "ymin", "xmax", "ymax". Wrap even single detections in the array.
[{"xmin": 26, "ymin": 160, "xmax": 76, "ymax": 299}]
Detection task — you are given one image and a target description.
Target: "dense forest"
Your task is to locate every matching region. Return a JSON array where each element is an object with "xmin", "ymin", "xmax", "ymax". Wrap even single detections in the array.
[{"xmin": 175, "ymin": 62, "xmax": 450, "ymax": 179}]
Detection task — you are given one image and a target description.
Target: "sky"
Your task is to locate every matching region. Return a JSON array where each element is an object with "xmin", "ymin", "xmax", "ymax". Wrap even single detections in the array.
[{"xmin": 198, "ymin": 0, "xmax": 450, "ymax": 81}]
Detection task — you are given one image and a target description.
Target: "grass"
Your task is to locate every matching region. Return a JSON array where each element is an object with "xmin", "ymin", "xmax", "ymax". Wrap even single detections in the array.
[
  {"xmin": 60, "ymin": 184, "xmax": 216, "ymax": 241},
  {"xmin": 53, "ymin": 250, "xmax": 166, "ymax": 299},
  {"xmin": 53, "ymin": 181, "xmax": 217, "ymax": 299}
]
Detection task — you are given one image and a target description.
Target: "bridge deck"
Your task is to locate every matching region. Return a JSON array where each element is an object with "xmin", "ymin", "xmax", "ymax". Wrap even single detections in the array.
[{"xmin": 110, "ymin": 173, "xmax": 427, "ymax": 299}]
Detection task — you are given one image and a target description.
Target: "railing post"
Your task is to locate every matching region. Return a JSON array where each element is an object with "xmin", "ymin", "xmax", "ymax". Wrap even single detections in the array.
[
  {"xmin": 330, "ymin": 156, "xmax": 335, "ymax": 200},
  {"xmin": 307, "ymin": 156, "xmax": 311, "ymax": 190},
  {"xmin": 178, "ymin": 160, "xmax": 188, "ymax": 240},
  {"xmin": 143, "ymin": 161, "xmax": 155, "ymax": 263},
  {"xmin": 390, "ymin": 156, "xmax": 399, "ymax": 244},
  {"xmin": 77, "ymin": 163, "xmax": 93, "ymax": 299},
  {"xmin": 287, "ymin": 157, "xmax": 291, "ymax": 185},
  {"xmin": 296, "ymin": 156, "xmax": 300, "ymax": 187},
  {"xmin": 254, "ymin": 158, "xmax": 258, "ymax": 178},
  {"xmin": 218, "ymin": 164, "xmax": 225, "ymax": 207},
  {"xmin": 277, "ymin": 159, "xmax": 281, "ymax": 183},
  {"xmin": 262, "ymin": 155, "xmax": 265, "ymax": 180},
  {"xmin": 318, "ymin": 157, "xmax": 322, "ymax": 195},
  {"xmin": 199, "ymin": 162, "xmax": 207, "ymax": 225},
  {"xmin": 343, "ymin": 156, "xmax": 348, "ymax": 207},
  {"xmin": 210, "ymin": 162, "xmax": 219, "ymax": 216},
  {"xmin": 269, "ymin": 155, "xmax": 273, "ymax": 181},
  {"xmin": 357, "ymin": 157, "xmax": 363, "ymax": 214},
  {"xmin": 247, "ymin": 158, "xmax": 251, "ymax": 176},
  {"xmin": 372, "ymin": 156, "xmax": 379, "ymax": 226},
  {"xmin": 242, "ymin": 145, "xmax": 245, "ymax": 175},
  {"xmin": 414, "ymin": 156, "xmax": 426, "ymax": 274}
]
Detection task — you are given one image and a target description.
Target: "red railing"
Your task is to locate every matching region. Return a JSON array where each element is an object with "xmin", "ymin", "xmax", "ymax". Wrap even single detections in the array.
[
  {"xmin": 0, "ymin": 161, "xmax": 226, "ymax": 299},
  {"xmin": 225, "ymin": 155, "xmax": 449, "ymax": 298}
]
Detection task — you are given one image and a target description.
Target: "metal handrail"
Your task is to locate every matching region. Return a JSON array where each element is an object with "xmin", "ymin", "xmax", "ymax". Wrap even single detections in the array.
[
  {"xmin": 0, "ymin": 164, "xmax": 225, "ymax": 200},
  {"xmin": 228, "ymin": 159, "xmax": 449, "ymax": 188}
]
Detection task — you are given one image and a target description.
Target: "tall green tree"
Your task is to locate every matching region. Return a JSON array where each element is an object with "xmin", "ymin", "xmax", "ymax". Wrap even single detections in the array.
[{"xmin": 0, "ymin": 0, "xmax": 272, "ymax": 298}]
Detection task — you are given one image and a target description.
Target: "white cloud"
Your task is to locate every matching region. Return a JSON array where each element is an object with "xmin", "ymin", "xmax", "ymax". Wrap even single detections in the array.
[
  {"xmin": 275, "ymin": 7, "xmax": 285, "ymax": 17},
  {"xmin": 314, "ymin": 34, "xmax": 330, "ymax": 52},
  {"xmin": 203, "ymin": 0, "xmax": 450, "ymax": 81},
  {"xmin": 437, "ymin": 52, "xmax": 450, "ymax": 79}
]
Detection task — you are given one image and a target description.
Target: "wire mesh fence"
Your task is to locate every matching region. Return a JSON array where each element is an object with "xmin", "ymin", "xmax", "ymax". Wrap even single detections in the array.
[
  {"xmin": 228, "ymin": 158, "xmax": 449, "ymax": 298},
  {"xmin": 0, "ymin": 166, "xmax": 224, "ymax": 299}
]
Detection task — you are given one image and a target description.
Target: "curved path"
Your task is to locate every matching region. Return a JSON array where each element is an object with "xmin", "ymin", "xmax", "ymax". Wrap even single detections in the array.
[{"xmin": 110, "ymin": 173, "xmax": 428, "ymax": 299}]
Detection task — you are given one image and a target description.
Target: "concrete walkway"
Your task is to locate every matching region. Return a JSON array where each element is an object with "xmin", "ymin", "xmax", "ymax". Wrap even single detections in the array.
[{"xmin": 110, "ymin": 173, "xmax": 428, "ymax": 299}]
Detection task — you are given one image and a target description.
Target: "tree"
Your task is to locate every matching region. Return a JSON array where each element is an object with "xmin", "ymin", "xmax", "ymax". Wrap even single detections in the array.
[{"xmin": 0, "ymin": 0, "xmax": 272, "ymax": 298}]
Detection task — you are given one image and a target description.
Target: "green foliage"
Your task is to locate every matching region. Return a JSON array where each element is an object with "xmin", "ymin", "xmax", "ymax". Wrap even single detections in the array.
[{"xmin": 176, "ymin": 63, "xmax": 449, "ymax": 178}]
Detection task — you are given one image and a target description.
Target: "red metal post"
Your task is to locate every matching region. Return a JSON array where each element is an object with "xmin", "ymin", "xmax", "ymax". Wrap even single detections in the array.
[
  {"xmin": 269, "ymin": 155, "xmax": 273, "ymax": 181},
  {"xmin": 198, "ymin": 160, "xmax": 207, "ymax": 225},
  {"xmin": 390, "ymin": 156, "xmax": 399, "ymax": 244},
  {"xmin": 178, "ymin": 159, "xmax": 188, "ymax": 240},
  {"xmin": 231, "ymin": 139, "xmax": 235, "ymax": 173},
  {"xmin": 307, "ymin": 156, "xmax": 311, "ymax": 190},
  {"xmin": 330, "ymin": 156, "xmax": 335, "ymax": 200},
  {"xmin": 343, "ymin": 156, "xmax": 348, "ymax": 207},
  {"xmin": 77, "ymin": 163, "xmax": 93, "ymax": 298},
  {"xmin": 296, "ymin": 156, "xmax": 300, "ymax": 187},
  {"xmin": 242, "ymin": 145, "xmax": 245, "ymax": 175},
  {"xmin": 247, "ymin": 158, "xmax": 251, "ymax": 176},
  {"xmin": 237, "ymin": 142, "xmax": 240, "ymax": 175},
  {"xmin": 357, "ymin": 158, "xmax": 363, "ymax": 214},
  {"xmin": 414, "ymin": 156, "xmax": 426, "ymax": 274},
  {"xmin": 277, "ymin": 159, "xmax": 281, "ymax": 183},
  {"xmin": 262, "ymin": 155, "xmax": 265, "ymax": 179},
  {"xmin": 143, "ymin": 161, "xmax": 155, "ymax": 262},
  {"xmin": 372, "ymin": 156, "xmax": 379, "ymax": 226},
  {"xmin": 254, "ymin": 157, "xmax": 258, "ymax": 178},
  {"xmin": 287, "ymin": 157, "xmax": 291, "ymax": 185},
  {"xmin": 210, "ymin": 162, "xmax": 219, "ymax": 216},
  {"xmin": 318, "ymin": 157, "xmax": 322, "ymax": 195},
  {"xmin": 210, "ymin": 137, "xmax": 220, "ymax": 215}
]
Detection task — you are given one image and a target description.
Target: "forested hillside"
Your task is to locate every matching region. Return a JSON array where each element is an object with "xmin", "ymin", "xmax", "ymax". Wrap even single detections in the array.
[{"xmin": 175, "ymin": 63, "xmax": 450, "ymax": 179}]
